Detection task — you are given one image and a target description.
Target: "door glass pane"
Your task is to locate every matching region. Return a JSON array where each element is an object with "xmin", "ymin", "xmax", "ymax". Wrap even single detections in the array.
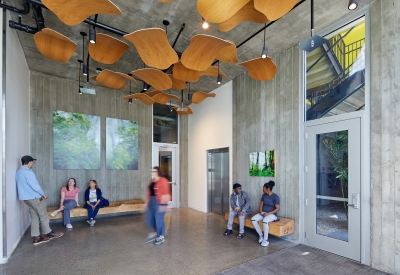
[
  {"xmin": 159, "ymin": 151, "xmax": 172, "ymax": 202},
  {"xmin": 306, "ymin": 18, "xmax": 365, "ymax": 121},
  {"xmin": 153, "ymin": 103, "xmax": 178, "ymax": 143},
  {"xmin": 316, "ymin": 130, "xmax": 348, "ymax": 241}
]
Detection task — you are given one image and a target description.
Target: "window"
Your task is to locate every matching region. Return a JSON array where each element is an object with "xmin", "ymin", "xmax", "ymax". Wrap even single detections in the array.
[{"xmin": 153, "ymin": 103, "xmax": 178, "ymax": 143}]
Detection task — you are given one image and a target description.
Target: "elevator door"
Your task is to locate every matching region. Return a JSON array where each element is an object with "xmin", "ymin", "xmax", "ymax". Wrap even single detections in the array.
[{"xmin": 208, "ymin": 148, "xmax": 229, "ymax": 216}]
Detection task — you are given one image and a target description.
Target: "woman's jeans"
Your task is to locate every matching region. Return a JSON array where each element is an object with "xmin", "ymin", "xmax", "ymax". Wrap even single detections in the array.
[
  {"xmin": 87, "ymin": 202, "xmax": 101, "ymax": 220},
  {"xmin": 62, "ymin": 200, "xmax": 77, "ymax": 226},
  {"xmin": 146, "ymin": 196, "xmax": 166, "ymax": 237}
]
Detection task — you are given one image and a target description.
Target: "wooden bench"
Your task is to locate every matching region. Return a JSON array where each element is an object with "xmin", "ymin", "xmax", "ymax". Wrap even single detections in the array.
[
  {"xmin": 224, "ymin": 212, "xmax": 294, "ymax": 237},
  {"xmin": 48, "ymin": 199, "xmax": 145, "ymax": 220}
]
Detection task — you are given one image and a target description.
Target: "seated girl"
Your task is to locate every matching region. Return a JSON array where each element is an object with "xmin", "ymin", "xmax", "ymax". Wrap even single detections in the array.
[
  {"xmin": 59, "ymin": 178, "xmax": 80, "ymax": 229},
  {"xmin": 84, "ymin": 179, "xmax": 102, "ymax": 226}
]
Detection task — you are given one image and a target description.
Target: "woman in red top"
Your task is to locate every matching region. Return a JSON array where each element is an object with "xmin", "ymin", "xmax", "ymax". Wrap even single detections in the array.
[
  {"xmin": 145, "ymin": 166, "xmax": 170, "ymax": 245},
  {"xmin": 58, "ymin": 178, "xmax": 80, "ymax": 229}
]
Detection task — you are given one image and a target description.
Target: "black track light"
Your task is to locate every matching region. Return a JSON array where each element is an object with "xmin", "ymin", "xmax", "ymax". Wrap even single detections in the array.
[
  {"xmin": 129, "ymin": 98, "xmax": 132, "ymax": 104},
  {"xmin": 128, "ymin": 73, "xmax": 133, "ymax": 104},
  {"xmin": 261, "ymin": 46, "xmax": 268, "ymax": 59},
  {"xmin": 143, "ymin": 82, "xmax": 149, "ymax": 91},
  {"xmin": 83, "ymin": 64, "xmax": 88, "ymax": 76},
  {"xmin": 348, "ymin": 0, "xmax": 359, "ymax": 10},
  {"xmin": 202, "ymin": 17, "xmax": 209, "ymax": 29},
  {"xmin": 89, "ymin": 28, "xmax": 96, "ymax": 44},
  {"xmin": 217, "ymin": 74, "xmax": 222, "ymax": 85},
  {"xmin": 78, "ymin": 60, "xmax": 83, "ymax": 95}
]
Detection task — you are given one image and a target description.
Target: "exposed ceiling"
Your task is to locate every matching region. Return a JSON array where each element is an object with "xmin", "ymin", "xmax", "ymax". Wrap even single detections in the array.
[{"xmin": 7, "ymin": 0, "xmax": 376, "ymax": 105}]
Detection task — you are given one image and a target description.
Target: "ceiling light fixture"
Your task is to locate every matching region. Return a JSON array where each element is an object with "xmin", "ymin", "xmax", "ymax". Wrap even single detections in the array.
[
  {"xmin": 78, "ymin": 59, "xmax": 83, "ymax": 94},
  {"xmin": 89, "ymin": 27, "xmax": 96, "ymax": 44},
  {"xmin": 261, "ymin": 23, "xmax": 268, "ymax": 59},
  {"xmin": 187, "ymin": 82, "xmax": 192, "ymax": 101},
  {"xmin": 348, "ymin": 0, "xmax": 359, "ymax": 10},
  {"xmin": 168, "ymin": 99, "xmax": 173, "ymax": 112},
  {"xmin": 217, "ymin": 61, "xmax": 222, "ymax": 85},
  {"xmin": 80, "ymin": 31, "xmax": 88, "ymax": 75},
  {"xmin": 96, "ymin": 67, "xmax": 102, "ymax": 74},
  {"xmin": 177, "ymin": 89, "xmax": 188, "ymax": 112},
  {"xmin": 143, "ymin": 82, "xmax": 149, "ymax": 91},
  {"xmin": 163, "ymin": 20, "xmax": 169, "ymax": 34},
  {"xmin": 128, "ymin": 73, "xmax": 133, "ymax": 104},
  {"xmin": 202, "ymin": 17, "xmax": 209, "ymax": 29}
]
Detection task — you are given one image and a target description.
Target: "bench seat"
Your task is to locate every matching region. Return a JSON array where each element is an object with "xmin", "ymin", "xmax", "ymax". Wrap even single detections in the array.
[
  {"xmin": 48, "ymin": 199, "xmax": 145, "ymax": 220},
  {"xmin": 224, "ymin": 212, "xmax": 294, "ymax": 237}
]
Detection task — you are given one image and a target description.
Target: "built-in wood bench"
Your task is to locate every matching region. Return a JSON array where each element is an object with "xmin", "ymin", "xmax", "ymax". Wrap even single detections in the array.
[
  {"xmin": 48, "ymin": 199, "xmax": 145, "ymax": 220},
  {"xmin": 224, "ymin": 212, "xmax": 294, "ymax": 237}
]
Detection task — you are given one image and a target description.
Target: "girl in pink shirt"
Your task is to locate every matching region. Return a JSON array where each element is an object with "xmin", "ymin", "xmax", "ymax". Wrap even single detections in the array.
[{"xmin": 59, "ymin": 178, "xmax": 80, "ymax": 229}]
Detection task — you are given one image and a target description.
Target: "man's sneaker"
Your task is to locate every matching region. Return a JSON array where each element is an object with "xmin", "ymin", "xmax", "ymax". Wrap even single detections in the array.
[
  {"xmin": 33, "ymin": 235, "xmax": 50, "ymax": 245},
  {"xmin": 154, "ymin": 236, "xmax": 165, "ymax": 245},
  {"xmin": 47, "ymin": 231, "xmax": 64, "ymax": 239},
  {"xmin": 90, "ymin": 220, "xmax": 96, "ymax": 227},
  {"xmin": 50, "ymin": 209, "xmax": 61, "ymax": 217},
  {"xmin": 66, "ymin": 224, "xmax": 73, "ymax": 229},
  {"xmin": 258, "ymin": 235, "xmax": 264, "ymax": 244},
  {"xmin": 261, "ymin": 240, "xmax": 269, "ymax": 247},
  {"xmin": 87, "ymin": 220, "xmax": 91, "ymax": 225}
]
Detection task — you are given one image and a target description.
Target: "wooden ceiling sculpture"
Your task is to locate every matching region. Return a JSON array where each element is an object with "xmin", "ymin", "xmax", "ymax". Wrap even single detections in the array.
[
  {"xmin": 123, "ymin": 94, "xmax": 155, "ymax": 105},
  {"xmin": 34, "ymin": 28, "xmax": 77, "ymax": 62},
  {"xmin": 215, "ymin": 41, "xmax": 238, "ymax": 64},
  {"xmin": 124, "ymin": 28, "xmax": 179, "ymax": 70},
  {"xmin": 167, "ymin": 74, "xmax": 187, "ymax": 90},
  {"xmin": 173, "ymin": 106, "xmax": 193, "ymax": 115},
  {"xmin": 218, "ymin": 1, "xmax": 268, "ymax": 32},
  {"xmin": 239, "ymin": 57, "xmax": 277, "ymax": 81},
  {"xmin": 254, "ymin": 0, "xmax": 298, "ymax": 22},
  {"xmin": 197, "ymin": 0, "xmax": 250, "ymax": 23},
  {"xmin": 88, "ymin": 34, "xmax": 129, "ymax": 64},
  {"xmin": 144, "ymin": 90, "xmax": 163, "ymax": 97},
  {"xmin": 41, "ymin": 0, "xmax": 121, "ymax": 26},
  {"xmin": 152, "ymin": 93, "xmax": 181, "ymax": 105},
  {"xmin": 131, "ymin": 68, "xmax": 172, "ymax": 91},
  {"xmin": 192, "ymin": 91, "xmax": 216, "ymax": 104},
  {"xmin": 199, "ymin": 66, "xmax": 226, "ymax": 79},
  {"xmin": 92, "ymin": 70, "xmax": 136, "ymax": 89},
  {"xmin": 172, "ymin": 61, "xmax": 200, "ymax": 83},
  {"xmin": 181, "ymin": 35, "xmax": 232, "ymax": 71}
]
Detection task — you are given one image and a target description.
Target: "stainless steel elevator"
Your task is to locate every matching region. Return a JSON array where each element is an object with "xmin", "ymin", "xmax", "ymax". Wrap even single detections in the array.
[{"xmin": 207, "ymin": 148, "xmax": 230, "ymax": 216}]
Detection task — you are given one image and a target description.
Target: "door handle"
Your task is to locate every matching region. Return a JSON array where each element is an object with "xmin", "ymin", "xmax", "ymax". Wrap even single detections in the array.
[
  {"xmin": 168, "ymin": 181, "xmax": 177, "ymax": 186},
  {"xmin": 347, "ymin": 193, "xmax": 359, "ymax": 209}
]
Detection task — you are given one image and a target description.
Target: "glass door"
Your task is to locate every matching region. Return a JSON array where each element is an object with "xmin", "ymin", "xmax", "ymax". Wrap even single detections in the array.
[
  {"xmin": 152, "ymin": 144, "xmax": 178, "ymax": 208},
  {"xmin": 305, "ymin": 118, "xmax": 361, "ymax": 261}
]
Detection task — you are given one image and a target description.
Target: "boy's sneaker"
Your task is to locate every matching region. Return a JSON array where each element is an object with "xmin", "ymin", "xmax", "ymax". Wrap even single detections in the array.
[
  {"xmin": 154, "ymin": 236, "xmax": 165, "ymax": 245},
  {"xmin": 33, "ymin": 235, "xmax": 50, "ymax": 245},
  {"xmin": 90, "ymin": 220, "xmax": 96, "ymax": 227},
  {"xmin": 261, "ymin": 240, "xmax": 269, "ymax": 247}
]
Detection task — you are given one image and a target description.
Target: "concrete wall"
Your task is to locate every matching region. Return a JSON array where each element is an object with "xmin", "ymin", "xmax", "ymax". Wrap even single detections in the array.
[
  {"xmin": 188, "ymin": 81, "xmax": 233, "ymax": 212},
  {"xmin": 233, "ymin": 46, "xmax": 300, "ymax": 241},
  {"xmin": 370, "ymin": 1, "xmax": 400, "ymax": 273},
  {"xmin": 4, "ymin": 11, "xmax": 31, "ymax": 259},
  {"xmin": 30, "ymin": 72, "xmax": 152, "ymax": 207},
  {"xmin": 179, "ymin": 115, "xmax": 188, "ymax": 208}
]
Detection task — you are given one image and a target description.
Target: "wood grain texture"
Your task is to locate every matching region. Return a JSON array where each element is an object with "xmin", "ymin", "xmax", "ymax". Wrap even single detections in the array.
[
  {"xmin": 152, "ymin": 93, "xmax": 181, "ymax": 105},
  {"xmin": 172, "ymin": 61, "xmax": 200, "ymax": 82},
  {"xmin": 131, "ymin": 68, "xmax": 172, "ymax": 91},
  {"xmin": 88, "ymin": 33, "xmax": 129, "ymax": 65},
  {"xmin": 167, "ymin": 74, "xmax": 187, "ymax": 90},
  {"xmin": 239, "ymin": 57, "xmax": 277, "ymax": 81},
  {"xmin": 219, "ymin": 1, "xmax": 268, "ymax": 32},
  {"xmin": 124, "ymin": 28, "xmax": 178, "ymax": 70},
  {"xmin": 143, "ymin": 90, "xmax": 163, "ymax": 97},
  {"xmin": 94, "ymin": 70, "xmax": 136, "ymax": 89},
  {"xmin": 199, "ymin": 66, "xmax": 227, "ymax": 79},
  {"xmin": 34, "ymin": 28, "xmax": 77, "ymax": 62},
  {"xmin": 197, "ymin": 0, "xmax": 251, "ymax": 23},
  {"xmin": 41, "ymin": 0, "xmax": 121, "ymax": 26},
  {"xmin": 173, "ymin": 106, "xmax": 193, "ymax": 115},
  {"xmin": 181, "ymin": 35, "xmax": 232, "ymax": 71},
  {"xmin": 191, "ymin": 91, "xmax": 216, "ymax": 104},
  {"xmin": 123, "ymin": 93, "xmax": 155, "ymax": 105},
  {"xmin": 216, "ymin": 41, "xmax": 238, "ymax": 64},
  {"xmin": 254, "ymin": 0, "xmax": 297, "ymax": 21}
]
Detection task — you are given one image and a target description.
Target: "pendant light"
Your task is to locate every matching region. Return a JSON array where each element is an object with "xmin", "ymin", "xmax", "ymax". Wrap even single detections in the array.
[
  {"xmin": 77, "ymin": 60, "xmax": 83, "ymax": 94},
  {"xmin": 128, "ymin": 73, "xmax": 133, "ymax": 104},
  {"xmin": 202, "ymin": 17, "xmax": 209, "ymax": 29},
  {"xmin": 261, "ymin": 23, "xmax": 268, "ymax": 59},
  {"xmin": 348, "ymin": 0, "xmax": 359, "ymax": 10},
  {"xmin": 187, "ymin": 82, "xmax": 192, "ymax": 101},
  {"xmin": 80, "ymin": 32, "xmax": 88, "ymax": 75},
  {"xmin": 217, "ymin": 61, "xmax": 222, "ymax": 85}
]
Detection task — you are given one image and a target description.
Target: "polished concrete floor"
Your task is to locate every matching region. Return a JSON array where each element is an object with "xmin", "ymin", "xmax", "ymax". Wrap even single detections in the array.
[{"xmin": 1, "ymin": 208, "xmax": 295, "ymax": 275}]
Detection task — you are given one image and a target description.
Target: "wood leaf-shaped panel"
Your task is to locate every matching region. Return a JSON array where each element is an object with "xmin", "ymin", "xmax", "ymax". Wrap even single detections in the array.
[
  {"xmin": 197, "ymin": 0, "xmax": 251, "ymax": 23},
  {"xmin": 94, "ymin": 70, "xmax": 136, "ymax": 89},
  {"xmin": 254, "ymin": 0, "xmax": 297, "ymax": 21},
  {"xmin": 192, "ymin": 91, "xmax": 216, "ymax": 104},
  {"xmin": 123, "ymin": 94, "xmax": 155, "ymax": 105},
  {"xmin": 144, "ymin": 90, "xmax": 163, "ymax": 97},
  {"xmin": 152, "ymin": 93, "xmax": 181, "ymax": 105},
  {"xmin": 124, "ymin": 28, "xmax": 178, "ymax": 70},
  {"xmin": 41, "ymin": 0, "xmax": 121, "ymax": 26},
  {"xmin": 158, "ymin": 0, "xmax": 174, "ymax": 2},
  {"xmin": 199, "ymin": 66, "xmax": 227, "ymax": 79},
  {"xmin": 215, "ymin": 41, "xmax": 238, "ymax": 64},
  {"xmin": 89, "ymin": 34, "xmax": 129, "ymax": 64},
  {"xmin": 34, "ymin": 28, "xmax": 77, "ymax": 62},
  {"xmin": 218, "ymin": 1, "xmax": 268, "ymax": 32},
  {"xmin": 173, "ymin": 106, "xmax": 193, "ymax": 115},
  {"xmin": 172, "ymin": 61, "xmax": 200, "ymax": 83},
  {"xmin": 167, "ymin": 74, "xmax": 186, "ymax": 90},
  {"xmin": 239, "ymin": 57, "xmax": 277, "ymax": 81},
  {"xmin": 131, "ymin": 68, "xmax": 172, "ymax": 91},
  {"xmin": 181, "ymin": 35, "xmax": 232, "ymax": 71}
]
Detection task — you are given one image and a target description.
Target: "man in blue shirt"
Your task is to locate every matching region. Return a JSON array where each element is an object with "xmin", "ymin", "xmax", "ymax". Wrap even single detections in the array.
[{"xmin": 16, "ymin": 155, "xmax": 63, "ymax": 245}]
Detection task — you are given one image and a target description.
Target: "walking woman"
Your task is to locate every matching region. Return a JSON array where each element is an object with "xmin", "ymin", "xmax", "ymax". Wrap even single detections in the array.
[
  {"xmin": 59, "ymin": 178, "xmax": 80, "ymax": 229},
  {"xmin": 251, "ymin": 181, "xmax": 280, "ymax": 247},
  {"xmin": 145, "ymin": 166, "xmax": 171, "ymax": 245},
  {"xmin": 84, "ymin": 179, "xmax": 102, "ymax": 226}
]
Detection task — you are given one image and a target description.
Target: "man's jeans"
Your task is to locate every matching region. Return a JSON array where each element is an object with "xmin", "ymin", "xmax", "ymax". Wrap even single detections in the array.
[
  {"xmin": 62, "ymin": 200, "xmax": 77, "ymax": 226},
  {"xmin": 227, "ymin": 210, "xmax": 250, "ymax": 234}
]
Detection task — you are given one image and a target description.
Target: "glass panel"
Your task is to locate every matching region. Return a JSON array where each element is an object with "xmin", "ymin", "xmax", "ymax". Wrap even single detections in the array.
[
  {"xmin": 153, "ymin": 103, "xmax": 178, "ymax": 143},
  {"xmin": 316, "ymin": 131, "xmax": 348, "ymax": 242},
  {"xmin": 159, "ymin": 151, "xmax": 172, "ymax": 201},
  {"xmin": 306, "ymin": 17, "xmax": 365, "ymax": 121}
]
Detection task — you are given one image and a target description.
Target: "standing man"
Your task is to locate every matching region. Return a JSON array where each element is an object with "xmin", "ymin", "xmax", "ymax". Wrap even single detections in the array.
[
  {"xmin": 223, "ymin": 183, "xmax": 251, "ymax": 239},
  {"xmin": 16, "ymin": 155, "xmax": 64, "ymax": 245}
]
